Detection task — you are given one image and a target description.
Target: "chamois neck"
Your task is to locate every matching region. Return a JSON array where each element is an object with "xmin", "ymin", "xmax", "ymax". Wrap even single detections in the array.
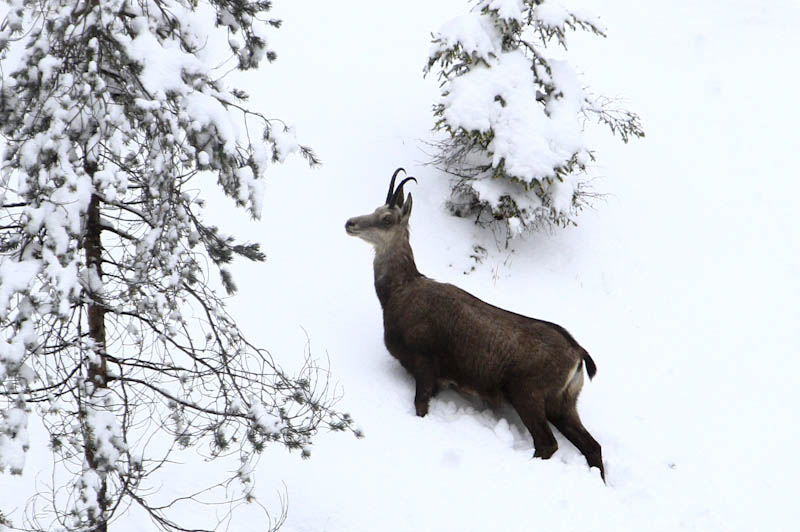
[{"xmin": 373, "ymin": 228, "xmax": 420, "ymax": 307}]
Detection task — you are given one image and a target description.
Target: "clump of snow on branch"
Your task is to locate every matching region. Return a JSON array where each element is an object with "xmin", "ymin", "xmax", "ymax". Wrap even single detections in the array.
[
  {"xmin": 426, "ymin": 0, "xmax": 643, "ymax": 239},
  {"xmin": 0, "ymin": 403, "xmax": 28, "ymax": 475},
  {"xmin": 84, "ymin": 395, "xmax": 127, "ymax": 472}
]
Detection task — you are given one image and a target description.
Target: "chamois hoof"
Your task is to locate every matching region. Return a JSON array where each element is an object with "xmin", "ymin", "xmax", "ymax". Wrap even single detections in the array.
[
  {"xmin": 593, "ymin": 464, "xmax": 607, "ymax": 484},
  {"xmin": 533, "ymin": 445, "xmax": 557, "ymax": 460}
]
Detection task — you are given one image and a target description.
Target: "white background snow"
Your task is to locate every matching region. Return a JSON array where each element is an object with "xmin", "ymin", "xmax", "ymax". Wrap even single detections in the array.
[{"xmin": 3, "ymin": 0, "xmax": 799, "ymax": 531}]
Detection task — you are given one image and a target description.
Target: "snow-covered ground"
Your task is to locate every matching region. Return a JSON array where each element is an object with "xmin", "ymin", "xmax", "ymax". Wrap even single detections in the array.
[{"xmin": 4, "ymin": 1, "xmax": 800, "ymax": 531}]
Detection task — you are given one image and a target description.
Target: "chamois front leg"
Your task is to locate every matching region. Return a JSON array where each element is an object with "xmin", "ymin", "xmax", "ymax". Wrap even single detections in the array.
[{"xmin": 412, "ymin": 355, "xmax": 437, "ymax": 417}]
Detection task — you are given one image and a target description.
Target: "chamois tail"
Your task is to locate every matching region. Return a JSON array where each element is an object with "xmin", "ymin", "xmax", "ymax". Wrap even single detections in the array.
[{"xmin": 582, "ymin": 349, "xmax": 597, "ymax": 380}]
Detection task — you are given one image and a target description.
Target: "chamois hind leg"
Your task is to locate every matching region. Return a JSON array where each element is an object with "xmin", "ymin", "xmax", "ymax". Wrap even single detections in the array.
[
  {"xmin": 549, "ymin": 407, "xmax": 605, "ymax": 481},
  {"xmin": 544, "ymin": 358, "xmax": 605, "ymax": 481},
  {"xmin": 507, "ymin": 384, "xmax": 558, "ymax": 459}
]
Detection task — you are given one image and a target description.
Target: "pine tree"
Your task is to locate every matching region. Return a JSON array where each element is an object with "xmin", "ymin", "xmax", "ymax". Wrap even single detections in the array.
[
  {"xmin": 426, "ymin": 0, "xmax": 644, "ymax": 239},
  {"xmin": 0, "ymin": 1, "xmax": 355, "ymax": 531}
]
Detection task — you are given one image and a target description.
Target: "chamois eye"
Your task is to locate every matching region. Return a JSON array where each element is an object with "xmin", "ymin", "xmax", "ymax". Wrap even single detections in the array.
[{"xmin": 381, "ymin": 216, "xmax": 392, "ymax": 226}]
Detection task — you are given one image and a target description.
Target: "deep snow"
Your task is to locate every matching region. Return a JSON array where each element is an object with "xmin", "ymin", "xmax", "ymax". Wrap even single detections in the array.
[{"xmin": 3, "ymin": 1, "xmax": 800, "ymax": 531}]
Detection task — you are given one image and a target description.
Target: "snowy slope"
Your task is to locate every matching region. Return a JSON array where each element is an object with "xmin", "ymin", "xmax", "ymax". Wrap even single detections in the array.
[{"xmin": 4, "ymin": 1, "xmax": 800, "ymax": 531}]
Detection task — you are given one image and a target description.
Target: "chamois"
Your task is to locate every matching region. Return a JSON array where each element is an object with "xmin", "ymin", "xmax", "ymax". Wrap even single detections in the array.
[{"xmin": 345, "ymin": 168, "xmax": 605, "ymax": 480}]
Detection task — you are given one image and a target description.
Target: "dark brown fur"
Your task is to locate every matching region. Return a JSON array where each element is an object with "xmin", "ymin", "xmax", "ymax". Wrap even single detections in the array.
[{"xmin": 346, "ymin": 176, "xmax": 605, "ymax": 481}]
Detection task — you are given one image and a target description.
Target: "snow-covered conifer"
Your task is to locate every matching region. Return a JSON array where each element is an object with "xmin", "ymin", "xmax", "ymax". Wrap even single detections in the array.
[
  {"xmin": 426, "ymin": 0, "xmax": 644, "ymax": 238},
  {"xmin": 0, "ymin": 1, "xmax": 353, "ymax": 531}
]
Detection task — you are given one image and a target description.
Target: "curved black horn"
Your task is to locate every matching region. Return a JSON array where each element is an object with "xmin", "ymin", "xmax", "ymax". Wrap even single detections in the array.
[
  {"xmin": 385, "ymin": 168, "xmax": 406, "ymax": 205},
  {"xmin": 390, "ymin": 177, "xmax": 417, "ymax": 208}
]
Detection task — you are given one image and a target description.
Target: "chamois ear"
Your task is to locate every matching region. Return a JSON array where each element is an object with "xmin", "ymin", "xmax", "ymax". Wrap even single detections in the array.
[{"xmin": 401, "ymin": 193, "xmax": 413, "ymax": 219}]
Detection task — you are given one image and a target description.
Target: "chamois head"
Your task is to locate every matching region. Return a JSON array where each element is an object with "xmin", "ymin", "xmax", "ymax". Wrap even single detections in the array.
[{"xmin": 345, "ymin": 168, "xmax": 416, "ymax": 250}]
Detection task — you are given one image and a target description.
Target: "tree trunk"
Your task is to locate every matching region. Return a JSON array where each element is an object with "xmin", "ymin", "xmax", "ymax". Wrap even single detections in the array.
[
  {"xmin": 84, "ymin": 190, "xmax": 107, "ymax": 388},
  {"xmin": 83, "ymin": 163, "xmax": 109, "ymax": 532}
]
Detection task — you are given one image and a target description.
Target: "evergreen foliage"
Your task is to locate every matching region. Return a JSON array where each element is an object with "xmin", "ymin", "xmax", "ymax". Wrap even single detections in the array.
[
  {"xmin": 425, "ymin": 0, "xmax": 644, "ymax": 239},
  {"xmin": 0, "ymin": 1, "xmax": 354, "ymax": 531}
]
